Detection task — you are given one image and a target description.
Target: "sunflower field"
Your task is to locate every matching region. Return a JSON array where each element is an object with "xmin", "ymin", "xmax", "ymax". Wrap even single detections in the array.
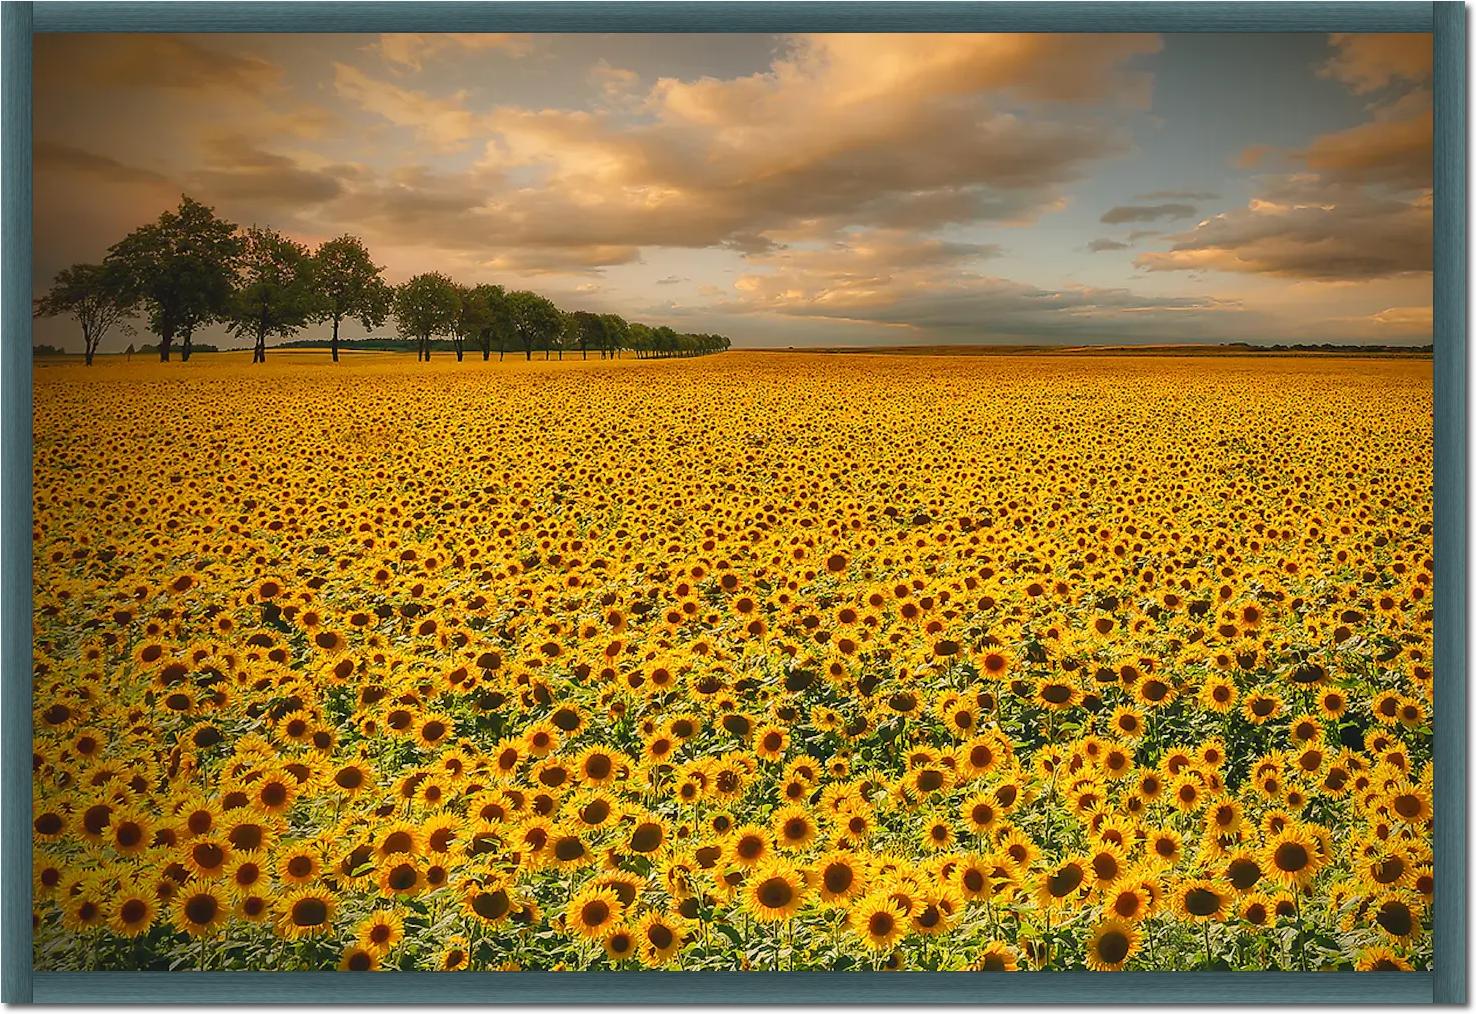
[{"xmin": 32, "ymin": 351, "xmax": 1433, "ymax": 973}]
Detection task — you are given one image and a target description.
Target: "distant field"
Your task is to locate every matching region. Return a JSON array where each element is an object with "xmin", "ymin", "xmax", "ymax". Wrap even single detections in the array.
[
  {"xmin": 32, "ymin": 352, "xmax": 1434, "ymax": 973},
  {"xmin": 773, "ymin": 344, "xmax": 1434, "ymax": 358}
]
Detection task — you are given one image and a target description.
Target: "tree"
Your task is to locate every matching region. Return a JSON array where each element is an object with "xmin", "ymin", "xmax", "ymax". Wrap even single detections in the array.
[
  {"xmin": 312, "ymin": 235, "xmax": 392, "ymax": 363},
  {"xmin": 626, "ymin": 322, "xmax": 654, "ymax": 358},
  {"xmin": 451, "ymin": 284, "xmax": 491, "ymax": 363},
  {"xmin": 226, "ymin": 227, "xmax": 321, "ymax": 364},
  {"xmin": 395, "ymin": 273, "xmax": 460, "ymax": 361},
  {"xmin": 105, "ymin": 195, "xmax": 242, "ymax": 362},
  {"xmin": 570, "ymin": 311, "xmax": 607, "ymax": 360},
  {"xmin": 551, "ymin": 310, "xmax": 577, "ymax": 360},
  {"xmin": 468, "ymin": 283, "xmax": 512, "ymax": 361},
  {"xmin": 599, "ymin": 314, "xmax": 629, "ymax": 359},
  {"xmin": 33, "ymin": 262, "xmax": 136, "ymax": 366},
  {"xmin": 505, "ymin": 290, "xmax": 562, "ymax": 362}
]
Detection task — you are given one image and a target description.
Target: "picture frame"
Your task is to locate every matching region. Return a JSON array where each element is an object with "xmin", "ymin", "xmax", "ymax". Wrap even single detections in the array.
[{"xmin": 1, "ymin": 1, "xmax": 1467, "ymax": 1004}]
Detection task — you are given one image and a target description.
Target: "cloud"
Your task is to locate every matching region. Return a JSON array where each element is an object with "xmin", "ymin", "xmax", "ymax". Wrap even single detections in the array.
[
  {"xmin": 1367, "ymin": 305, "xmax": 1433, "ymax": 331},
  {"xmin": 1321, "ymin": 33, "xmax": 1432, "ymax": 94},
  {"xmin": 1134, "ymin": 176, "xmax": 1430, "ymax": 281},
  {"xmin": 717, "ymin": 229, "xmax": 1245, "ymax": 342},
  {"xmin": 371, "ymin": 34, "xmax": 532, "ymax": 73},
  {"xmin": 34, "ymin": 141, "xmax": 172, "ymax": 187},
  {"xmin": 424, "ymin": 34, "xmax": 1158, "ymax": 268},
  {"xmin": 590, "ymin": 61, "xmax": 642, "ymax": 99},
  {"xmin": 1100, "ymin": 203, "xmax": 1197, "ymax": 224},
  {"xmin": 655, "ymin": 276, "xmax": 688, "ymax": 285},
  {"xmin": 35, "ymin": 35, "xmax": 281, "ymax": 94},
  {"xmin": 1236, "ymin": 144, "xmax": 1273, "ymax": 170},
  {"xmin": 1138, "ymin": 34, "xmax": 1432, "ymax": 286},
  {"xmin": 1136, "ymin": 190, "xmax": 1218, "ymax": 201},
  {"xmin": 333, "ymin": 64, "xmax": 486, "ymax": 150},
  {"xmin": 1087, "ymin": 238, "xmax": 1129, "ymax": 252},
  {"xmin": 1297, "ymin": 104, "xmax": 1431, "ymax": 190},
  {"xmin": 190, "ymin": 137, "xmax": 348, "ymax": 207}
]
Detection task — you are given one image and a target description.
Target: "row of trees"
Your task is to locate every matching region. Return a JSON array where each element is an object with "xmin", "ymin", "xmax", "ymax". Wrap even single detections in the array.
[{"xmin": 35, "ymin": 196, "xmax": 732, "ymax": 365}]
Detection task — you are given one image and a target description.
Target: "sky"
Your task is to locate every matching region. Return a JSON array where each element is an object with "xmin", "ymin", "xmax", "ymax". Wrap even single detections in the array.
[{"xmin": 31, "ymin": 32, "xmax": 1433, "ymax": 350}]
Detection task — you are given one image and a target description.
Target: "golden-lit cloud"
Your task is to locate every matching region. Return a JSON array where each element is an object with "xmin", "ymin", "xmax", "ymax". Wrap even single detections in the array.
[
  {"xmin": 1136, "ymin": 179, "xmax": 1430, "ymax": 280},
  {"xmin": 721, "ymin": 229, "xmax": 1247, "ymax": 341},
  {"xmin": 1320, "ymin": 33, "xmax": 1432, "ymax": 94},
  {"xmin": 1138, "ymin": 33, "xmax": 1430, "ymax": 287},
  {"xmin": 29, "ymin": 32, "xmax": 1433, "ymax": 347},
  {"xmin": 35, "ymin": 34, "xmax": 282, "ymax": 93},
  {"xmin": 369, "ymin": 33, "xmax": 532, "ymax": 73}
]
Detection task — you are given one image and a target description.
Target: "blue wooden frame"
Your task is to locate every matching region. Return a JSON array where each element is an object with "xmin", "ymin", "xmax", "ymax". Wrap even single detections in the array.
[{"xmin": 1, "ymin": 1, "xmax": 1466, "ymax": 1004}]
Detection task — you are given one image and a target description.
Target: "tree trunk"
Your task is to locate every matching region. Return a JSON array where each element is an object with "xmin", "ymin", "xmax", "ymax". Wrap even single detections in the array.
[
  {"xmin": 181, "ymin": 328, "xmax": 193, "ymax": 362},
  {"xmin": 158, "ymin": 324, "xmax": 174, "ymax": 362},
  {"xmin": 332, "ymin": 317, "xmax": 340, "ymax": 362}
]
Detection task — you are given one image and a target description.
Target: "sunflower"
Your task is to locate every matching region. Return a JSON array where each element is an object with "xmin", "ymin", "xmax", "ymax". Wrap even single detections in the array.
[
  {"xmin": 1356, "ymin": 946, "xmax": 1414, "ymax": 972},
  {"xmin": 277, "ymin": 845, "xmax": 321, "ymax": 886},
  {"xmin": 634, "ymin": 910, "xmax": 685, "ymax": 966},
  {"xmin": 567, "ymin": 885, "xmax": 623, "ymax": 939},
  {"xmin": 1085, "ymin": 918, "xmax": 1140, "ymax": 971},
  {"xmin": 770, "ymin": 805, "xmax": 818, "ymax": 851},
  {"xmin": 815, "ymin": 850, "xmax": 868, "ymax": 905},
  {"xmin": 726, "ymin": 824, "xmax": 771, "ymax": 868},
  {"xmin": 108, "ymin": 887, "xmax": 158, "ymax": 937},
  {"xmin": 357, "ymin": 910, "xmax": 405, "ymax": 954},
  {"xmin": 437, "ymin": 935, "xmax": 471, "ymax": 971},
  {"xmin": 973, "ymin": 940, "xmax": 1020, "ymax": 971},
  {"xmin": 1034, "ymin": 857, "xmax": 1088, "ymax": 910},
  {"xmin": 278, "ymin": 887, "xmax": 337, "ymax": 939},
  {"xmin": 1173, "ymin": 878, "xmax": 1231, "ymax": 922},
  {"xmin": 464, "ymin": 882, "xmax": 515, "ymax": 926},
  {"xmin": 744, "ymin": 859, "xmax": 806, "ymax": 923},
  {"xmin": 338, "ymin": 945, "xmax": 380, "ymax": 971},
  {"xmin": 850, "ymin": 892, "xmax": 908, "ymax": 949},
  {"xmin": 1263, "ymin": 826, "xmax": 1321, "ymax": 887},
  {"xmin": 1371, "ymin": 892, "xmax": 1424, "ymax": 940},
  {"xmin": 172, "ymin": 885, "xmax": 230, "ymax": 937},
  {"xmin": 376, "ymin": 854, "xmax": 424, "ymax": 898},
  {"xmin": 182, "ymin": 836, "xmax": 231, "ymax": 880}
]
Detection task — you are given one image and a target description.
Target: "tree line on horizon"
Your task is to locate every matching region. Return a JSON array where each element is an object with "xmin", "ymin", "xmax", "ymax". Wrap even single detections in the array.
[{"xmin": 34, "ymin": 195, "xmax": 732, "ymax": 366}]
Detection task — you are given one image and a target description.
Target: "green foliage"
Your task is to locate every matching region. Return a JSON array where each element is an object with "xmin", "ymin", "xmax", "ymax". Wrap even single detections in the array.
[
  {"xmin": 226, "ymin": 227, "xmax": 323, "ymax": 362},
  {"xmin": 33, "ymin": 261, "xmax": 137, "ymax": 365},
  {"xmin": 105, "ymin": 195, "xmax": 243, "ymax": 361},
  {"xmin": 394, "ymin": 273, "xmax": 461, "ymax": 360}
]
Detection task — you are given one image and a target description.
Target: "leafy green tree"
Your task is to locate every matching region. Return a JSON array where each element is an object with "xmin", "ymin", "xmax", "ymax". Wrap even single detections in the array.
[
  {"xmin": 626, "ymin": 321, "xmax": 654, "ymax": 358},
  {"xmin": 451, "ymin": 283, "xmax": 493, "ymax": 363},
  {"xmin": 226, "ymin": 227, "xmax": 321, "ymax": 364},
  {"xmin": 105, "ymin": 195, "xmax": 242, "ymax": 362},
  {"xmin": 506, "ymin": 290, "xmax": 562, "ymax": 361},
  {"xmin": 468, "ymin": 283, "xmax": 512, "ymax": 361},
  {"xmin": 33, "ymin": 262, "xmax": 137, "ymax": 365},
  {"xmin": 395, "ymin": 273, "xmax": 461, "ymax": 361},
  {"xmin": 599, "ymin": 314, "xmax": 628, "ymax": 359},
  {"xmin": 570, "ymin": 311, "xmax": 608, "ymax": 360},
  {"xmin": 312, "ymin": 235, "xmax": 392, "ymax": 362}
]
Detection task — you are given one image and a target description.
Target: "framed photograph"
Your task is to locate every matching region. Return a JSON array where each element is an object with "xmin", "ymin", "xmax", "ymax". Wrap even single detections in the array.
[{"xmin": 2, "ymin": 1, "xmax": 1467, "ymax": 1005}]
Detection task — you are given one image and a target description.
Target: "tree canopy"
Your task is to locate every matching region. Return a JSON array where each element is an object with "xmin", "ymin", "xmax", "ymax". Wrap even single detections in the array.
[
  {"xmin": 33, "ymin": 262, "xmax": 137, "ymax": 366},
  {"xmin": 313, "ymin": 235, "xmax": 392, "ymax": 362},
  {"xmin": 54, "ymin": 193, "xmax": 732, "ymax": 364},
  {"xmin": 395, "ymin": 273, "xmax": 461, "ymax": 361},
  {"xmin": 105, "ymin": 195, "xmax": 243, "ymax": 362}
]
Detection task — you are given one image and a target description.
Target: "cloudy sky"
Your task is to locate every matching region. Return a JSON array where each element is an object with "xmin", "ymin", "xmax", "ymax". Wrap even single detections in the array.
[{"xmin": 33, "ymin": 32, "xmax": 1432, "ymax": 350}]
